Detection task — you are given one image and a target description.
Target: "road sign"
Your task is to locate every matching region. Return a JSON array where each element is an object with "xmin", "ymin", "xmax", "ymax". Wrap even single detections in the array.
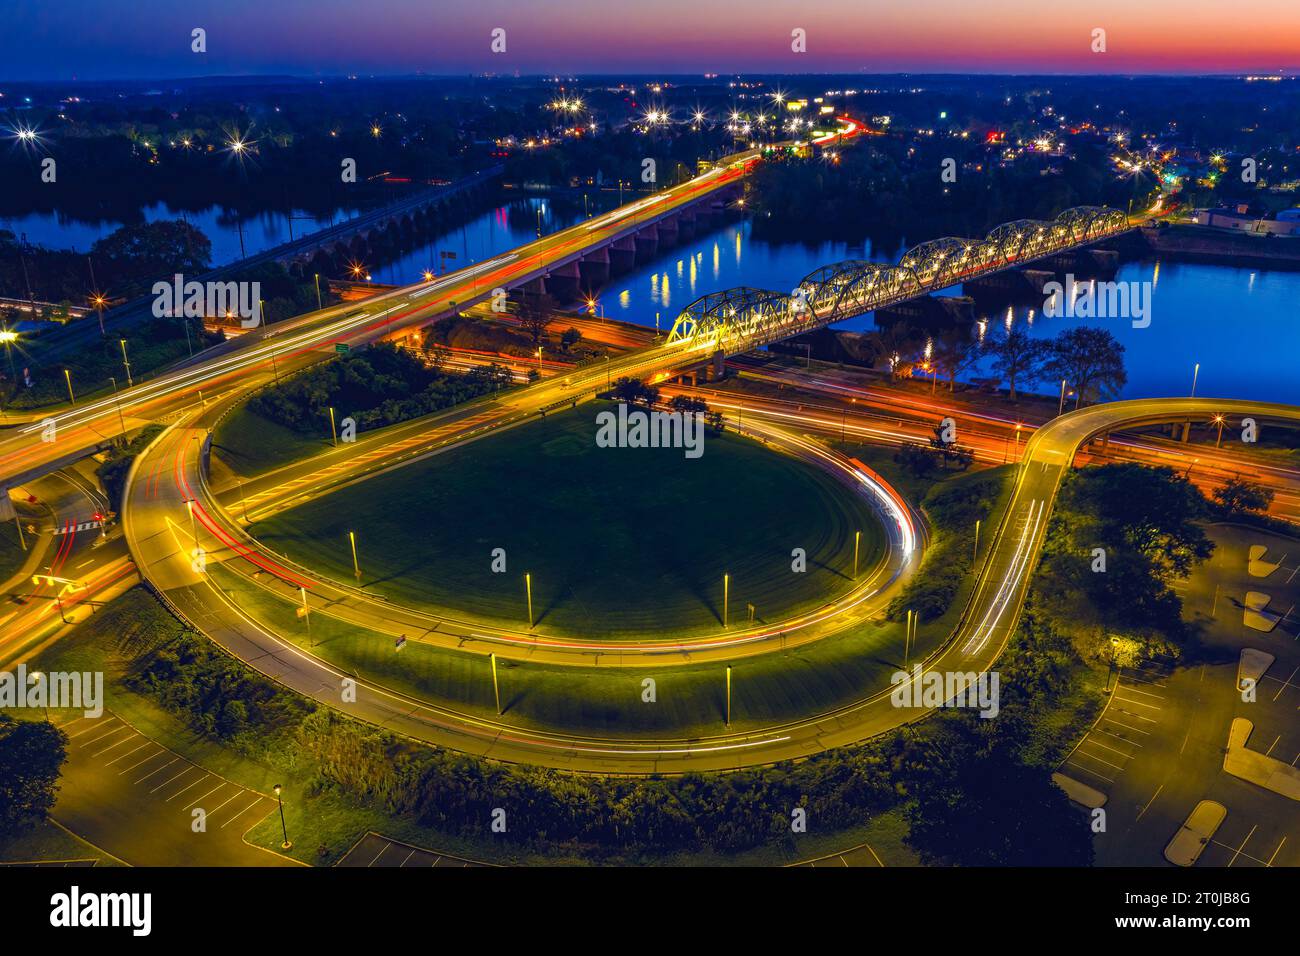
[{"xmin": 334, "ymin": 343, "xmax": 350, "ymax": 354}]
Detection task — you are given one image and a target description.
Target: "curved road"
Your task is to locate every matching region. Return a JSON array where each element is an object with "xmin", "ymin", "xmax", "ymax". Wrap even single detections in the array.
[{"xmin": 126, "ymin": 378, "xmax": 1300, "ymax": 772}]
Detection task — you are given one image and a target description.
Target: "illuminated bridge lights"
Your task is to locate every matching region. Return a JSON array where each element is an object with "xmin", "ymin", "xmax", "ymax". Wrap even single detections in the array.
[{"xmin": 666, "ymin": 206, "xmax": 1129, "ymax": 351}]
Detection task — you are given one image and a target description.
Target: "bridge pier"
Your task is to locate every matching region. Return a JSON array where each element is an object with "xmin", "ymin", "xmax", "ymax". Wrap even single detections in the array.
[{"xmin": 0, "ymin": 489, "xmax": 14, "ymax": 522}]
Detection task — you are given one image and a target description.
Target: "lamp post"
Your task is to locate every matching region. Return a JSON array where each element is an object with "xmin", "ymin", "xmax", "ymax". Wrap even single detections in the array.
[
  {"xmin": 119, "ymin": 338, "xmax": 133, "ymax": 386},
  {"xmin": 63, "ymin": 369, "xmax": 75, "ymax": 405},
  {"xmin": 273, "ymin": 784, "xmax": 291, "ymax": 849},
  {"xmin": 1058, "ymin": 379, "xmax": 1068, "ymax": 416},
  {"xmin": 723, "ymin": 573, "xmax": 730, "ymax": 627},
  {"xmin": 348, "ymin": 530, "xmax": 360, "ymax": 580},
  {"xmin": 1213, "ymin": 414, "xmax": 1225, "ymax": 448},
  {"xmin": 313, "ymin": 273, "xmax": 322, "ymax": 311},
  {"xmin": 525, "ymin": 572, "xmax": 534, "ymax": 628},
  {"xmin": 1191, "ymin": 362, "xmax": 1200, "ymax": 398},
  {"xmin": 0, "ymin": 329, "xmax": 17, "ymax": 379},
  {"xmin": 329, "ymin": 406, "xmax": 338, "ymax": 446},
  {"xmin": 853, "ymin": 530, "xmax": 861, "ymax": 578},
  {"xmin": 91, "ymin": 294, "xmax": 107, "ymax": 337},
  {"xmin": 108, "ymin": 376, "xmax": 127, "ymax": 443}
]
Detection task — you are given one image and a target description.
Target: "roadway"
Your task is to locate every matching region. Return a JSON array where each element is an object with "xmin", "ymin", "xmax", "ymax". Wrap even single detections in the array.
[
  {"xmin": 0, "ymin": 145, "xmax": 766, "ymax": 493},
  {"xmin": 123, "ymin": 367, "xmax": 1300, "ymax": 771}
]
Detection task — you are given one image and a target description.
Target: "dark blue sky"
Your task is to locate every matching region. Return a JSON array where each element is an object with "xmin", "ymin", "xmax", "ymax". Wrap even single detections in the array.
[{"xmin": 4, "ymin": 0, "xmax": 1298, "ymax": 80}]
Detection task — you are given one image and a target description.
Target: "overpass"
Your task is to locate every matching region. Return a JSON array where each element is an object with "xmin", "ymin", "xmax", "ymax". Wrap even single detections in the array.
[
  {"xmin": 17, "ymin": 165, "xmax": 504, "ymax": 365},
  {"xmin": 0, "ymin": 137, "xmax": 803, "ymax": 502}
]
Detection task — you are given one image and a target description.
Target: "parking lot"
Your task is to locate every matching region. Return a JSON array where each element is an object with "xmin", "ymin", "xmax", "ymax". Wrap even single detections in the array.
[
  {"xmin": 336, "ymin": 832, "xmax": 486, "ymax": 867},
  {"xmin": 51, "ymin": 712, "xmax": 300, "ymax": 866},
  {"xmin": 1074, "ymin": 524, "xmax": 1300, "ymax": 867}
]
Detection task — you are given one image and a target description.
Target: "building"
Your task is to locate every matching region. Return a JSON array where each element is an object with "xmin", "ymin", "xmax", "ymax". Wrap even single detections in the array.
[{"xmin": 1192, "ymin": 204, "xmax": 1300, "ymax": 236}]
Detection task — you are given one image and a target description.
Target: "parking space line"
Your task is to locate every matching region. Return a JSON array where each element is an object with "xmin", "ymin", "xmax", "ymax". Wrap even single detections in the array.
[
  {"xmin": 163, "ymin": 773, "xmax": 211, "ymax": 801},
  {"xmin": 1102, "ymin": 717, "xmax": 1153, "ymax": 734},
  {"xmin": 1065, "ymin": 759, "xmax": 1114, "ymax": 783},
  {"xmin": 92, "ymin": 733, "xmax": 142, "ymax": 758},
  {"xmin": 1113, "ymin": 694, "xmax": 1163, "ymax": 711},
  {"xmin": 1117, "ymin": 684, "xmax": 1166, "ymax": 700},
  {"xmin": 1265, "ymin": 837, "xmax": 1287, "ymax": 867},
  {"xmin": 1094, "ymin": 727, "xmax": 1145, "ymax": 748},
  {"xmin": 1135, "ymin": 784, "xmax": 1164, "ymax": 821},
  {"xmin": 135, "ymin": 757, "xmax": 180, "ymax": 784},
  {"xmin": 58, "ymin": 715, "xmax": 99, "ymax": 736},
  {"xmin": 117, "ymin": 749, "xmax": 165, "ymax": 774},
  {"xmin": 1074, "ymin": 747, "xmax": 1128, "ymax": 771},
  {"xmin": 206, "ymin": 791, "xmax": 242, "ymax": 817},
  {"xmin": 66, "ymin": 717, "xmax": 118, "ymax": 741},
  {"xmin": 220, "ymin": 797, "xmax": 267, "ymax": 829},
  {"xmin": 183, "ymin": 784, "xmax": 227, "ymax": 811},
  {"xmin": 398, "ymin": 849, "xmax": 416, "ymax": 867},
  {"xmin": 1225, "ymin": 826, "xmax": 1258, "ymax": 868},
  {"xmin": 1080, "ymin": 737, "xmax": 1138, "ymax": 760},
  {"xmin": 78, "ymin": 724, "xmax": 129, "ymax": 747},
  {"xmin": 104, "ymin": 742, "xmax": 152, "ymax": 766}
]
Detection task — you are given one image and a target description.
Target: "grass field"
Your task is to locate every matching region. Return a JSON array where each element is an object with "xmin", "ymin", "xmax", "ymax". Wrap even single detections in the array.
[
  {"xmin": 207, "ymin": 558, "xmax": 919, "ymax": 738},
  {"xmin": 254, "ymin": 403, "xmax": 888, "ymax": 638},
  {"xmin": 212, "ymin": 404, "xmax": 327, "ymax": 476}
]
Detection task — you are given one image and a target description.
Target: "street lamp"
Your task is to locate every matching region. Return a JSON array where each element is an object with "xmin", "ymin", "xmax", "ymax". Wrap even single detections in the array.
[
  {"xmin": 90, "ymin": 293, "xmax": 107, "ymax": 337},
  {"xmin": 120, "ymin": 338, "xmax": 133, "ymax": 386},
  {"xmin": 63, "ymin": 369, "xmax": 75, "ymax": 405},
  {"xmin": 273, "ymin": 784, "xmax": 291, "ymax": 849},
  {"xmin": 1213, "ymin": 414, "xmax": 1226, "ymax": 448},
  {"xmin": 0, "ymin": 328, "xmax": 17, "ymax": 379},
  {"xmin": 1191, "ymin": 362, "xmax": 1200, "ymax": 398}
]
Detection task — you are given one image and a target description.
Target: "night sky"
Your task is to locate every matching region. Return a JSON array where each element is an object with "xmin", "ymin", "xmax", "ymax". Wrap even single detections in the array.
[{"xmin": 3, "ymin": 0, "xmax": 1299, "ymax": 80}]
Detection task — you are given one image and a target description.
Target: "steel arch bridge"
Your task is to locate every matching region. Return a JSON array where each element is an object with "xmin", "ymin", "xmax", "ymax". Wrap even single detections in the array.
[{"xmin": 666, "ymin": 206, "xmax": 1129, "ymax": 353}]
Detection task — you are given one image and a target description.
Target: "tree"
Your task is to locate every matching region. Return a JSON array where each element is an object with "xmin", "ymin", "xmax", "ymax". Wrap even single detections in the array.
[
  {"xmin": 515, "ymin": 292, "xmax": 559, "ymax": 345},
  {"xmin": 902, "ymin": 717, "xmax": 1093, "ymax": 866},
  {"xmin": 931, "ymin": 327, "xmax": 983, "ymax": 391},
  {"xmin": 611, "ymin": 376, "xmax": 658, "ymax": 406},
  {"xmin": 1213, "ymin": 477, "xmax": 1274, "ymax": 516},
  {"xmin": 89, "ymin": 220, "xmax": 211, "ymax": 284},
  {"xmin": 1046, "ymin": 326, "xmax": 1127, "ymax": 408},
  {"xmin": 928, "ymin": 422, "xmax": 974, "ymax": 471},
  {"xmin": 894, "ymin": 441, "xmax": 936, "ymax": 478},
  {"xmin": 669, "ymin": 395, "xmax": 709, "ymax": 415},
  {"xmin": 559, "ymin": 327, "xmax": 583, "ymax": 353},
  {"xmin": 989, "ymin": 325, "xmax": 1048, "ymax": 401},
  {"xmin": 0, "ymin": 714, "xmax": 68, "ymax": 837}
]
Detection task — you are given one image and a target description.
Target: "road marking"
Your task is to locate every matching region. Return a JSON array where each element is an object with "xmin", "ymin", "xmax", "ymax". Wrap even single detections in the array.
[
  {"xmin": 77, "ymin": 724, "xmax": 129, "ymax": 747},
  {"xmin": 118, "ymin": 750, "xmax": 167, "ymax": 775},
  {"xmin": 1135, "ymin": 784, "xmax": 1164, "ymax": 821},
  {"xmin": 1225, "ymin": 825, "xmax": 1258, "ymax": 868},
  {"xmin": 65, "ymin": 717, "xmax": 116, "ymax": 740},
  {"xmin": 104, "ymin": 741, "xmax": 152, "ymax": 766},
  {"xmin": 219, "ymin": 797, "xmax": 266, "ymax": 829},
  {"xmin": 134, "ymin": 757, "xmax": 179, "ymax": 783},
  {"xmin": 92, "ymin": 733, "xmax": 142, "ymax": 757},
  {"xmin": 1265, "ymin": 836, "xmax": 1287, "ymax": 867},
  {"xmin": 206, "ymin": 790, "xmax": 242, "ymax": 818},
  {"xmin": 163, "ymin": 773, "xmax": 211, "ymax": 800},
  {"xmin": 147, "ymin": 765, "xmax": 191, "ymax": 791},
  {"xmin": 183, "ymin": 783, "xmax": 227, "ymax": 811}
]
